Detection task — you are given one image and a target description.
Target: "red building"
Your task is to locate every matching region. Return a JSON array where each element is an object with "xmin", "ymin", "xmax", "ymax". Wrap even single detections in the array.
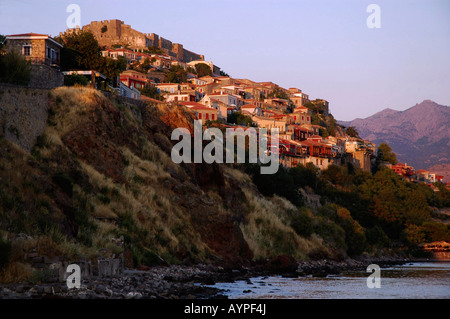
[
  {"xmin": 119, "ymin": 70, "xmax": 148, "ymax": 90},
  {"xmin": 391, "ymin": 163, "xmax": 415, "ymax": 181}
]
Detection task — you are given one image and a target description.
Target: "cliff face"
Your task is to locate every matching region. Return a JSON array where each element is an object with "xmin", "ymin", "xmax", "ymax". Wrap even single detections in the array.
[
  {"xmin": 339, "ymin": 100, "xmax": 450, "ymax": 174},
  {"xmin": 0, "ymin": 87, "xmax": 330, "ymax": 279}
]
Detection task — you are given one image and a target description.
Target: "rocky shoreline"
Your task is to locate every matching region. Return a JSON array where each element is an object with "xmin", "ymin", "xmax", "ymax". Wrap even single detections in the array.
[{"xmin": 0, "ymin": 256, "xmax": 412, "ymax": 299}]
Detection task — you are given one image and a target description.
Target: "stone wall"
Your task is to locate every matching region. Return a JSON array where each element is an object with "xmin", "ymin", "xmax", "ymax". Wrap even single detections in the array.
[
  {"xmin": 184, "ymin": 48, "xmax": 205, "ymax": 63},
  {"xmin": 29, "ymin": 64, "xmax": 64, "ymax": 89},
  {"xmin": 69, "ymin": 20, "xmax": 204, "ymax": 63},
  {"xmin": 0, "ymin": 84, "xmax": 49, "ymax": 152}
]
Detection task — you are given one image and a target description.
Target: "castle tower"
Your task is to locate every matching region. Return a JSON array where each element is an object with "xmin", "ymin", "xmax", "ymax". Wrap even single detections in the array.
[{"xmin": 172, "ymin": 43, "xmax": 184, "ymax": 62}]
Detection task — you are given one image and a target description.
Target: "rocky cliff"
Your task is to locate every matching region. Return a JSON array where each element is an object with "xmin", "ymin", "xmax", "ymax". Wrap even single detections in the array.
[{"xmin": 0, "ymin": 86, "xmax": 331, "ymax": 283}]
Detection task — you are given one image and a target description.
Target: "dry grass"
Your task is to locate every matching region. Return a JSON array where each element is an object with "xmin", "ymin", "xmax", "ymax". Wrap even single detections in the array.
[
  {"xmin": 78, "ymin": 150, "xmax": 208, "ymax": 261},
  {"xmin": 240, "ymin": 188, "xmax": 329, "ymax": 260},
  {"xmin": 51, "ymin": 86, "xmax": 109, "ymax": 136},
  {"xmin": 223, "ymin": 166, "xmax": 252, "ymax": 184},
  {"xmin": 0, "ymin": 262, "xmax": 33, "ymax": 284}
]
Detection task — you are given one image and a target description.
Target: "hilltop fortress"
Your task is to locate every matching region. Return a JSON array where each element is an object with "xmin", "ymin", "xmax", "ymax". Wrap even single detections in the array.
[{"xmin": 62, "ymin": 19, "xmax": 204, "ymax": 63}]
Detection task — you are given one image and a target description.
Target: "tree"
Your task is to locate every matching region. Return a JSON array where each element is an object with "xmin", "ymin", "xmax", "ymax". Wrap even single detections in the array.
[
  {"xmin": 56, "ymin": 31, "xmax": 102, "ymax": 71},
  {"xmin": 166, "ymin": 65, "xmax": 187, "ymax": 83},
  {"xmin": 57, "ymin": 31, "xmax": 126, "ymax": 84},
  {"xmin": 376, "ymin": 142, "xmax": 397, "ymax": 165},
  {"xmin": 195, "ymin": 63, "xmax": 212, "ymax": 77},
  {"xmin": 345, "ymin": 126, "xmax": 360, "ymax": 138},
  {"xmin": 145, "ymin": 46, "xmax": 164, "ymax": 55},
  {"xmin": 267, "ymin": 85, "xmax": 289, "ymax": 100},
  {"xmin": 139, "ymin": 57, "xmax": 152, "ymax": 73},
  {"xmin": 227, "ymin": 111, "xmax": 254, "ymax": 126},
  {"xmin": 139, "ymin": 86, "xmax": 162, "ymax": 100},
  {"xmin": 327, "ymin": 114, "xmax": 338, "ymax": 137}
]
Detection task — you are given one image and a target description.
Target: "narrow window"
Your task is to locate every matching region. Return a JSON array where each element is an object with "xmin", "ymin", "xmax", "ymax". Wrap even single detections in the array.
[{"xmin": 23, "ymin": 45, "xmax": 31, "ymax": 56}]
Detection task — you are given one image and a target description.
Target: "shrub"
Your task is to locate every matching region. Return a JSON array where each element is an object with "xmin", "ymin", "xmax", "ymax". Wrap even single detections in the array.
[
  {"xmin": 52, "ymin": 172, "xmax": 74, "ymax": 197},
  {"xmin": 0, "ymin": 51, "xmax": 31, "ymax": 85},
  {"xmin": 0, "ymin": 238, "xmax": 12, "ymax": 270},
  {"xmin": 64, "ymin": 73, "xmax": 88, "ymax": 87},
  {"xmin": 365, "ymin": 225, "xmax": 390, "ymax": 247},
  {"xmin": 290, "ymin": 210, "xmax": 314, "ymax": 238}
]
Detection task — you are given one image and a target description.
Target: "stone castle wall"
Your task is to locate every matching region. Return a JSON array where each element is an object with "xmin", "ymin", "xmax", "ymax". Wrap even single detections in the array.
[{"xmin": 72, "ymin": 20, "xmax": 203, "ymax": 63}]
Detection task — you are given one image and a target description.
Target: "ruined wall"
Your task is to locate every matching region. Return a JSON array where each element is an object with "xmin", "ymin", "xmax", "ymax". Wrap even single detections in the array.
[
  {"xmin": 71, "ymin": 20, "xmax": 204, "ymax": 62},
  {"xmin": 0, "ymin": 84, "xmax": 49, "ymax": 152},
  {"xmin": 81, "ymin": 19, "xmax": 151, "ymax": 49}
]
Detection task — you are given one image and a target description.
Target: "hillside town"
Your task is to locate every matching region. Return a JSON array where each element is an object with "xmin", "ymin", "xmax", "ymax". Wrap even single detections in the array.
[
  {"xmin": 2, "ymin": 20, "xmax": 448, "ymax": 188},
  {"xmin": 1, "ymin": 10, "xmax": 450, "ymax": 305}
]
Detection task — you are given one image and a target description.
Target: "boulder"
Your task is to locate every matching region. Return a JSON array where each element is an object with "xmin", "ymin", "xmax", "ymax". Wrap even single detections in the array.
[{"xmin": 265, "ymin": 255, "xmax": 298, "ymax": 274}]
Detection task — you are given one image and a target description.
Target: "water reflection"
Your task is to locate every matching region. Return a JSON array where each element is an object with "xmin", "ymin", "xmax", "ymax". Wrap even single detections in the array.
[{"xmin": 206, "ymin": 262, "xmax": 450, "ymax": 299}]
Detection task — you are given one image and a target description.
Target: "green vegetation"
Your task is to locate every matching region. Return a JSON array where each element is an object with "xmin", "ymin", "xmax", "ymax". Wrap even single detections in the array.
[
  {"xmin": 63, "ymin": 73, "xmax": 88, "ymax": 86},
  {"xmin": 345, "ymin": 126, "xmax": 360, "ymax": 138},
  {"xmin": 0, "ymin": 237, "xmax": 12, "ymax": 271},
  {"xmin": 145, "ymin": 46, "xmax": 164, "ymax": 55},
  {"xmin": 166, "ymin": 65, "xmax": 187, "ymax": 83},
  {"xmin": 267, "ymin": 85, "xmax": 289, "ymax": 100},
  {"xmin": 139, "ymin": 86, "xmax": 163, "ymax": 100},
  {"xmin": 195, "ymin": 63, "xmax": 212, "ymax": 77},
  {"xmin": 0, "ymin": 85, "xmax": 448, "ymax": 283},
  {"xmin": 245, "ymin": 162, "xmax": 450, "ymax": 257},
  {"xmin": 56, "ymin": 30, "xmax": 126, "ymax": 83},
  {"xmin": 376, "ymin": 142, "xmax": 398, "ymax": 165},
  {"xmin": 0, "ymin": 51, "xmax": 31, "ymax": 85},
  {"xmin": 227, "ymin": 111, "xmax": 254, "ymax": 126}
]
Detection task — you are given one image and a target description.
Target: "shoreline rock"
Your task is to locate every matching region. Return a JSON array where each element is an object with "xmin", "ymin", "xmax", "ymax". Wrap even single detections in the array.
[{"xmin": 0, "ymin": 256, "xmax": 421, "ymax": 299}]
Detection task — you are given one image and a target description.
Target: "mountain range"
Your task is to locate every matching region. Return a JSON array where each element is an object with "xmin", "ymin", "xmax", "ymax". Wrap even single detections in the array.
[{"xmin": 338, "ymin": 100, "xmax": 450, "ymax": 181}]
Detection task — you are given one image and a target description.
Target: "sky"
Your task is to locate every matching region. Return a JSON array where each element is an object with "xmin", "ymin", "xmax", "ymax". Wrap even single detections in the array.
[{"xmin": 1, "ymin": 0, "xmax": 449, "ymax": 121}]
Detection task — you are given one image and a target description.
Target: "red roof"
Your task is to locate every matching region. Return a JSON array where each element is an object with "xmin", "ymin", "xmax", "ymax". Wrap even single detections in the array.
[
  {"xmin": 242, "ymin": 104, "xmax": 259, "ymax": 108},
  {"xmin": 8, "ymin": 33, "xmax": 49, "ymax": 37},
  {"xmin": 179, "ymin": 101, "xmax": 205, "ymax": 108},
  {"xmin": 190, "ymin": 105, "xmax": 216, "ymax": 111}
]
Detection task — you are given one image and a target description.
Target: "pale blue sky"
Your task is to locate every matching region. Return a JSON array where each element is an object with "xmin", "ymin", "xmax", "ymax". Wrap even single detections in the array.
[{"xmin": 1, "ymin": 0, "xmax": 449, "ymax": 120}]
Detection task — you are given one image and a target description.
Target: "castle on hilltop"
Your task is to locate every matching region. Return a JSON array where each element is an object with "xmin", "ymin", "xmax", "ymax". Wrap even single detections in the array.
[{"xmin": 61, "ymin": 19, "xmax": 205, "ymax": 63}]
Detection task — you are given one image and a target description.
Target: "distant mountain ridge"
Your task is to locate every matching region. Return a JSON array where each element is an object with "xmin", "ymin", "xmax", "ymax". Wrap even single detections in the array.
[{"xmin": 338, "ymin": 100, "xmax": 450, "ymax": 179}]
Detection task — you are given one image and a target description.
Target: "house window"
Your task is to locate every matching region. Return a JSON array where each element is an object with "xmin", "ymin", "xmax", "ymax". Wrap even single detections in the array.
[
  {"xmin": 206, "ymin": 113, "xmax": 209, "ymax": 120},
  {"xmin": 23, "ymin": 45, "xmax": 31, "ymax": 56},
  {"xmin": 198, "ymin": 113, "xmax": 202, "ymax": 120},
  {"xmin": 212, "ymin": 114, "xmax": 215, "ymax": 120}
]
